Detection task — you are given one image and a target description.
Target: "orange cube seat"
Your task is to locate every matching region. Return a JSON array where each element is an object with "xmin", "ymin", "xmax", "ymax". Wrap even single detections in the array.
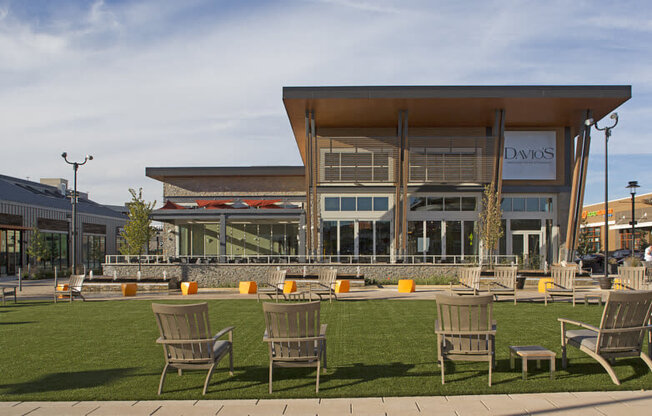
[
  {"xmin": 121, "ymin": 283, "xmax": 137, "ymax": 297},
  {"xmin": 181, "ymin": 281, "xmax": 198, "ymax": 295},
  {"xmin": 239, "ymin": 281, "xmax": 257, "ymax": 294},
  {"xmin": 334, "ymin": 280, "xmax": 349, "ymax": 293},
  {"xmin": 283, "ymin": 280, "xmax": 297, "ymax": 294}
]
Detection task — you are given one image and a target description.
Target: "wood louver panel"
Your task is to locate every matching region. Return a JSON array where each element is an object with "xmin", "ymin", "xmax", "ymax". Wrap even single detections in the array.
[
  {"xmin": 408, "ymin": 136, "xmax": 496, "ymax": 184},
  {"xmin": 317, "ymin": 136, "xmax": 399, "ymax": 184}
]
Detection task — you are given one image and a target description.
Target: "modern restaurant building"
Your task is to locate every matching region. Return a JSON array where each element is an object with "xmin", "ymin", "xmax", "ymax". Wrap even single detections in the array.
[{"xmin": 145, "ymin": 85, "xmax": 631, "ymax": 267}]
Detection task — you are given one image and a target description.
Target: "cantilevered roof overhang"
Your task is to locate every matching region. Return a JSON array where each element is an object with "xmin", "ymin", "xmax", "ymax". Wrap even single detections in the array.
[{"xmin": 283, "ymin": 85, "xmax": 631, "ymax": 162}]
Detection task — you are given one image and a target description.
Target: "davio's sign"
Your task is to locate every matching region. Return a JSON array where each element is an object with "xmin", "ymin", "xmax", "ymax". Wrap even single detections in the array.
[{"xmin": 502, "ymin": 131, "xmax": 556, "ymax": 180}]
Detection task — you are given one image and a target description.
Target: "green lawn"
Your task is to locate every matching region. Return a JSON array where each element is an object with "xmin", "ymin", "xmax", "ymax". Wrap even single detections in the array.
[{"xmin": 0, "ymin": 299, "xmax": 651, "ymax": 400}]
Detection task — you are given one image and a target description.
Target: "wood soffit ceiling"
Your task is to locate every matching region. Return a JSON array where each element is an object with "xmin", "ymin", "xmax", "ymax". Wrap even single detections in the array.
[{"xmin": 282, "ymin": 85, "xmax": 632, "ymax": 162}]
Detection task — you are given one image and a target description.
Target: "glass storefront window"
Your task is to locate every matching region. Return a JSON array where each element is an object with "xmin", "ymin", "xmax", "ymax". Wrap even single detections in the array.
[
  {"xmin": 407, "ymin": 221, "xmax": 424, "ymax": 255},
  {"xmin": 461, "ymin": 197, "xmax": 476, "ymax": 211},
  {"xmin": 375, "ymin": 221, "xmax": 391, "ymax": 258},
  {"xmin": 339, "ymin": 221, "xmax": 354, "ymax": 256},
  {"xmin": 512, "ymin": 198, "xmax": 525, "ymax": 212},
  {"xmin": 325, "ymin": 197, "xmax": 339, "ymax": 211},
  {"xmin": 322, "ymin": 221, "xmax": 338, "ymax": 256},
  {"xmin": 511, "ymin": 219, "xmax": 541, "ymax": 231},
  {"xmin": 526, "ymin": 198, "xmax": 539, "ymax": 212},
  {"xmin": 0, "ymin": 229, "xmax": 21, "ymax": 276},
  {"xmin": 358, "ymin": 221, "xmax": 373, "ymax": 255},
  {"xmin": 410, "ymin": 197, "xmax": 427, "ymax": 211},
  {"xmin": 82, "ymin": 234, "xmax": 105, "ymax": 272},
  {"xmin": 445, "ymin": 197, "xmax": 461, "ymax": 211},
  {"xmin": 373, "ymin": 197, "xmax": 388, "ymax": 211},
  {"xmin": 541, "ymin": 197, "xmax": 553, "ymax": 212},
  {"xmin": 446, "ymin": 221, "xmax": 462, "ymax": 256},
  {"xmin": 341, "ymin": 197, "xmax": 356, "ymax": 211},
  {"xmin": 464, "ymin": 221, "xmax": 477, "ymax": 255},
  {"xmin": 426, "ymin": 197, "xmax": 443, "ymax": 211},
  {"xmin": 357, "ymin": 197, "xmax": 372, "ymax": 211},
  {"xmin": 426, "ymin": 221, "xmax": 442, "ymax": 255},
  {"xmin": 501, "ymin": 197, "xmax": 512, "ymax": 211}
]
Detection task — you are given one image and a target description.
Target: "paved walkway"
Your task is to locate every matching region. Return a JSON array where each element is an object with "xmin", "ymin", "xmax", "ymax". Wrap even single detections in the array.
[
  {"xmin": 0, "ymin": 277, "xmax": 607, "ymax": 303},
  {"xmin": 2, "ymin": 391, "xmax": 652, "ymax": 415}
]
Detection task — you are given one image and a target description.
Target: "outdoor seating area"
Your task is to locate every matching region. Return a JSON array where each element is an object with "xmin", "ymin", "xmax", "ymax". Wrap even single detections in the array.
[{"xmin": 1, "ymin": 268, "xmax": 652, "ymax": 402}]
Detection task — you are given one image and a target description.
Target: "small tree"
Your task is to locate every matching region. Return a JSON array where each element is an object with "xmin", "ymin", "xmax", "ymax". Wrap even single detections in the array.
[
  {"xmin": 576, "ymin": 219, "xmax": 593, "ymax": 257},
  {"xmin": 478, "ymin": 182, "xmax": 504, "ymax": 266},
  {"xmin": 27, "ymin": 228, "xmax": 49, "ymax": 265},
  {"xmin": 120, "ymin": 188, "xmax": 156, "ymax": 270}
]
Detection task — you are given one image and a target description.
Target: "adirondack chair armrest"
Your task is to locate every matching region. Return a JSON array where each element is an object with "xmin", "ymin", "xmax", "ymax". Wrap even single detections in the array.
[
  {"xmin": 599, "ymin": 325, "xmax": 652, "ymax": 334},
  {"xmin": 558, "ymin": 318, "xmax": 599, "ymax": 333},
  {"xmin": 434, "ymin": 329, "xmax": 497, "ymax": 336},
  {"xmin": 156, "ymin": 337, "xmax": 216, "ymax": 345},
  {"xmin": 213, "ymin": 326, "xmax": 235, "ymax": 342},
  {"xmin": 263, "ymin": 335, "xmax": 326, "ymax": 343}
]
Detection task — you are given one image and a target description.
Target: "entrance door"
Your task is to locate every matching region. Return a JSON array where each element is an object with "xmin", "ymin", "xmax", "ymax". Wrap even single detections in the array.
[{"xmin": 512, "ymin": 232, "xmax": 542, "ymax": 269}]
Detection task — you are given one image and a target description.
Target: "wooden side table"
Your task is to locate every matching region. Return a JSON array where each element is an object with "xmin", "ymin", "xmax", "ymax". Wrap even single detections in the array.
[{"xmin": 509, "ymin": 345, "xmax": 556, "ymax": 380}]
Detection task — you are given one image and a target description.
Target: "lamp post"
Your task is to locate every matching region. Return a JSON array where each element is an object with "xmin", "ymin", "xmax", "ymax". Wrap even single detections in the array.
[
  {"xmin": 626, "ymin": 181, "xmax": 640, "ymax": 258},
  {"xmin": 586, "ymin": 112, "xmax": 618, "ymax": 278},
  {"xmin": 61, "ymin": 152, "xmax": 93, "ymax": 275}
]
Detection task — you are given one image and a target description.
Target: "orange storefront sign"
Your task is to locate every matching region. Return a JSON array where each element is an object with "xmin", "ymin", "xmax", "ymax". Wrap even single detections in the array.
[{"xmin": 582, "ymin": 208, "xmax": 613, "ymax": 219}]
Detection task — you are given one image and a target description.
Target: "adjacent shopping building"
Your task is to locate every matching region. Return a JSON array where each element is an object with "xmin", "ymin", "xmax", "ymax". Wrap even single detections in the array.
[
  {"xmin": 0, "ymin": 174, "xmax": 126, "ymax": 276},
  {"xmin": 581, "ymin": 192, "xmax": 652, "ymax": 252},
  {"xmin": 145, "ymin": 85, "xmax": 631, "ymax": 267}
]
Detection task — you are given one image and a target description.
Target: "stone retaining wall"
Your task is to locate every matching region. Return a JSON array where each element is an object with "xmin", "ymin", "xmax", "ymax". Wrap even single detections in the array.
[{"xmin": 103, "ymin": 263, "xmax": 461, "ymax": 288}]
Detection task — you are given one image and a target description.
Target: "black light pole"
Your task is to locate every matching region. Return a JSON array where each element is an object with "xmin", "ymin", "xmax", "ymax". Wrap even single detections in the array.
[
  {"xmin": 61, "ymin": 152, "xmax": 93, "ymax": 274},
  {"xmin": 586, "ymin": 112, "xmax": 618, "ymax": 278},
  {"xmin": 626, "ymin": 181, "xmax": 640, "ymax": 257}
]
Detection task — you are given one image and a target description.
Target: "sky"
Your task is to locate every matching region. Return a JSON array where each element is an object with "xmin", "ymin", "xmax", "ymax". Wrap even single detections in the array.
[{"xmin": 0, "ymin": 0, "xmax": 651, "ymax": 206}]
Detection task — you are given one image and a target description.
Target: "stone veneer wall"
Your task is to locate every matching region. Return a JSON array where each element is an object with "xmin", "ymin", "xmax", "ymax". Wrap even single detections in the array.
[{"xmin": 103, "ymin": 263, "xmax": 461, "ymax": 287}]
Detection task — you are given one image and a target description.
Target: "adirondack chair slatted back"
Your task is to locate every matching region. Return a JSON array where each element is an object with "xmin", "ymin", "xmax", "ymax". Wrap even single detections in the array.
[
  {"xmin": 69, "ymin": 275, "xmax": 85, "ymax": 292},
  {"xmin": 436, "ymin": 294, "xmax": 493, "ymax": 353},
  {"xmin": 318, "ymin": 269, "xmax": 338, "ymax": 288},
  {"xmin": 268, "ymin": 270, "xmax": 287, "ymax": 290},
  {"xmin": 263, "ymin": 301, "xmax": 321, "ymax": 360},
  {"xmin": 493, "ymin": 266, "xmax": 517, "ymax": 289},
  {"xmin": 152, "ymin": 303, "xmax": 213, "ymax": 362},
  {"xmin": 617, "ymin": 266, "xmax": 646, "ymax": 290},
  {"xmin": 458, "ymin": 267, "xmax": 481, "ymax": 290},
  {"xmin": 551, "ymin": 265, "xmax": 576, "ymax": 289},
  {"xmin": 597, "ymin": 291, "xmax": 652, "ymax": 354}
]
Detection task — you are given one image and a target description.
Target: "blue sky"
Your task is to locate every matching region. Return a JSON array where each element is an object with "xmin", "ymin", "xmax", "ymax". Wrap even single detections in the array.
[{"xmin": 0, "ymin": 0, "xmax": 650, "ymax": 205}]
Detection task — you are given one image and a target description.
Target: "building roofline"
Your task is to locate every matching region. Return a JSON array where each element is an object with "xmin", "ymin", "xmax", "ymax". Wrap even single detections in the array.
[
  {"xmin": 146, "ymin": 166, "xmax": 305, "ymax": 182},
  {"xmin": 283, "ymin": 85, "xmax": 632, "ymax": 100}
]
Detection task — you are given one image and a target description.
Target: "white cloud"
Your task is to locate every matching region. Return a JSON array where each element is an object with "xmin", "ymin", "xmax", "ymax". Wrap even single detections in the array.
[{"xmin": 0, "ymin": 0, "xmax": 651, "ymax": 204}]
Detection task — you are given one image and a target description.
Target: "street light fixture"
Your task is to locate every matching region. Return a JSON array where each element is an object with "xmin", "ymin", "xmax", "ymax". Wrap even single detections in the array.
[
  {"xmin": 586, "ymin": 112, "xmax": 618, "ymax": 279},
  {"xmin": 61, "ymin": 152, "xmax": 93, "ymax": 275},
  {"xmin": 626, "ymin": 180, "xmax": 640, "ymax": 258}
]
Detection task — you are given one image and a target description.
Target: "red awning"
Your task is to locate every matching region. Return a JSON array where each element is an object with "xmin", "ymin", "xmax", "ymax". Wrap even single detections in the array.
[
  {"xmin": 160, "ymin": 201, "xmax": 185, "ymax": 210},
  {"xmin": 243, "ymin": 199, "xmax": 282, "ymax": 209},
  {"xmin": 196, "ymin": 199, "xmax": 233, "ymax": 209}
]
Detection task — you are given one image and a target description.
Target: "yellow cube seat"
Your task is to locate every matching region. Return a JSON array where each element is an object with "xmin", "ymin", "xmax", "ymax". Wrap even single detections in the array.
[
  {"xmin": 398, "ymin": 279, "xmax": 415, "ymax": 293},
  {"xmin": 56, "ymin": 284, "xmax": 69, "ymax": 299},
  {"xmin": 181, "ymin": 281, "xmax": 198, "ymax": 295},
  {"xmin": 538, "ymin": 278, "xmax": 554, "ymax": 293},
  {"xmin": 239, "ymin": 281, "xmax": 257, "ymax": 294},
  {"xmin": 334, "ymin": 280, "xmax": 350, "ymax": 293},
  {"xmin": 283, "ymin": 280, "xmax": 297, "ymax": 294},
  {"xmin": 613, "ymin": 278, "xmax": 624, "ymax": 290}
]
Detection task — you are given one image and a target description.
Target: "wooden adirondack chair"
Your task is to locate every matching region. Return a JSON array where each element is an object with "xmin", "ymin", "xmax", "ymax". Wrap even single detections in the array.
[
  {"xmin": 450, "ymin": 267, "xmax": 481, "ymax": 296},
  {"xmin": 559, "ymin": 291, "xmax": 652, "ymax": 385},
  {"xmin": 435, "ymin": 294, "xmax": 496, "ymax": 386},
  {"xmin": 488, "ymin": 266, "xmax": 518, "ymax": 304},
  {"xmin": 262, "ymin": 301, "xmax": 327, "ymax": 393},
  {"xmin": 152, "ymin": 302, "xmax": 234, "ymax": 395},
  {"xmin": 545, "ymin": 265, "xmax": 577, "ymax": 306},
  {"xmin": 616, "ymin": 266, "xmax": 648, "ymax": 290},
  {"xmin": 54, "ymin": 274, "xmax": 85, "ymax": 303},
  {"xmin": 311, "ymin": 269, "xmax": 338, "ymax": 303},
  {"xmin": 257, "ymin": 269, "xmax": 287, "ymax": 302}
]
